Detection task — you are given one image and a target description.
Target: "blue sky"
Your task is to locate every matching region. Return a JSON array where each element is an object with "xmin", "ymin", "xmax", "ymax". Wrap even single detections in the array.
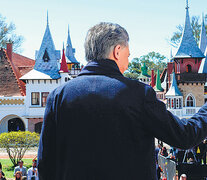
[{"xmin": 1, "ymin": 0, "xmax": 207, "ymax": 65}]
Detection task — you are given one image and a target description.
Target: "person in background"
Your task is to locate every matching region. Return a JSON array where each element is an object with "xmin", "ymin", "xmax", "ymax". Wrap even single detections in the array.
[
  {"xmin": 161, "ymin": 147, "xmax": 168, "ymax": 157},
  {"xmin": 14, "ymin": 160, "xmax": 27, "ymax": 178},
  {"xmin": 27, "ymin": 160, "xmax": 38, "ymax": 180},
  {"xmin": 0, "ymin": 171, "xmax": 6, "ymax": 180},
  {"xmin": 15, "ymin": 171, "xmax": 22, "ymax": 180},
  {"xmin": 179, "ymin": 174, "xmax": 187, "ymax": 180}
]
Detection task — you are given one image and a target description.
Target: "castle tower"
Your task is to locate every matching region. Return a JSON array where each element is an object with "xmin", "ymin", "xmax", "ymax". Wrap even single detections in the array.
[
  {"xmin": 60, "ymin": 43, "xmax": 70, "ymax": 84},
  {"xmin": 66, "ymin": 25, "xmax": 80, "ymax": 77},
  {"xmin": 173, "ymin": 2, "xmax": 204, "ymax": 74},
  {"xmin": 171, "ymin": 1, "xmax": 206, "ymax": 108},
  {"xmin": 154, "ymin": 69, "xmax": 165, "ymax": 101},
  {"xmin": 166, "ymin": 72, "xmax": 183, "ymax": 111},
  {"xmin": 138, "ymin": 63, "xmax": 151, "ymax": 85},
  {"xmin": 34, "ymin": 12, "xmax": 61, "ymax": 79}
]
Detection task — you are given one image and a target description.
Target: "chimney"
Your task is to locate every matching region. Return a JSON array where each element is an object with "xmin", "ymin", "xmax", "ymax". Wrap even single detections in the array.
[{"xmin": 6, "ymin": 43, "xmax": 13, "ymax": 61}]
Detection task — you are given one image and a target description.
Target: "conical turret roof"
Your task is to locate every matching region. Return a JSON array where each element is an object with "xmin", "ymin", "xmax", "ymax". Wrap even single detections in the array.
[
  {"xmin": 138, "ymin": 63, "xmax": 150, "ymax": 78},
  {"xmin": 166, "ymin": 72, "xmax": 182, "ymax": 96},
  {"xmin": 34, "ymin": 12, "xmax": 61, "ymax": 79},
  {"xmin": 199, "ymin": 15, "xmax": 207, "ymax": 54},
  {"xmin": 60, "ymin": 43, "xmax": 69, "ymax": 73},
  {"xmin": 154, "ymin": 69, "xmax": 164, "ymax": 92},
  {"xmin": 66, "ymin": 25, "xmax": 79, "ymax": 64},
  {"xmin": 174, "ymin": 5, "xmax": 204, "ymax": 59}
]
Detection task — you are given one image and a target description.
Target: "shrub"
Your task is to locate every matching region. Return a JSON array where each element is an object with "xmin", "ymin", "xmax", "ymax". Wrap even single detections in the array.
[{"xmin": 0, "ymin": 131, "xmax": 39, "ymax": 166}]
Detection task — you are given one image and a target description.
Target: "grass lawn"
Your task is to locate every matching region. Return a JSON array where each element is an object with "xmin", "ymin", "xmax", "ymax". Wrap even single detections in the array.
[{"xmin": 0, "ymin": 158, "xmax": 33, "ymax": 179}]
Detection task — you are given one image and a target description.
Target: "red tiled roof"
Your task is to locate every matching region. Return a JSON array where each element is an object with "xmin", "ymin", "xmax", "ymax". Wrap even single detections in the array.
[{"xmin": 2, "ymin": 49, "xmax": 35, "ymax": 96}]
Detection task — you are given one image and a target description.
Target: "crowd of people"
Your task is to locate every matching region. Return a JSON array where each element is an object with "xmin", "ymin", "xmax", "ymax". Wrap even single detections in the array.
[
  {"xmin": 156, "ymin": 139, "xmax": 207, "ymax": 180},
  {"xmin": 0, "ymin": 160, "xmax": 38, "ymax": 180}
]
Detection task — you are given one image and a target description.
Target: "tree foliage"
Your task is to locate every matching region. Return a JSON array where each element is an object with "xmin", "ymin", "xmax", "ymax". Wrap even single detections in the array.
[
  {"xmin": 0, "ymin": 14, "xmax": 24, "ymax": 52},
  {"xmin": 169, "ymin": 15, "xmax": 207, "ymax": 47},
  {"xmin": 125, "ymin": 52, "xmax": 167, "ymax": 79},
  {"xmin": 0, "ymin": 131, "xmax": 39, "ymax": 166}
]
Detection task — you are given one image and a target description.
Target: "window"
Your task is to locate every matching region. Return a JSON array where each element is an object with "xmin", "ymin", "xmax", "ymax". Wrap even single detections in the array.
[
  {"xmin": 41, "ymin": 92, "xmax": 49, "ymax": 107},
  {"xmin": 43, "ymin": 49, "xmax": 50, "ymax": 62},
  {"xmin": 186, "ymin": 95, "xmax": 195, "ymax": 107},
  {"xmin": 186, "ymin": 64, "xmax": 192, "ymax": 73},
  {"xmin": 31, "ymin": 92, "xmax": 40, "ymax": 105}
]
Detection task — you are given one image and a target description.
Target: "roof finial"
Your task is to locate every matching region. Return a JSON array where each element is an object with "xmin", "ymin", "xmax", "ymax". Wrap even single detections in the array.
[
  {"xmin": 47, "ymin": 10, "xmax": 49, "ymax": 26},
  {"xmin": 63, "ymin": 42, "xmax": 64, "ymax": 50},
  {"xmin": 186, "ymin": 0, "xmax": 189, "ymax": 9},
  {"xmin": 68, "ymin": 24, "xmax": 70, "ymax": 34}
]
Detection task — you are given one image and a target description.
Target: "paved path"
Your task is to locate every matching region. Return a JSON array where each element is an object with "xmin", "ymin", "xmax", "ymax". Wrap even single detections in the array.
[{"xmin": 0, "ymin": 148, "xmax": 38, "ymax": 159}]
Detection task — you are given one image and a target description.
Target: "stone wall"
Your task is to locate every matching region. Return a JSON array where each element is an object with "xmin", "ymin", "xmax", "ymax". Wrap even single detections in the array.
[{"xmin": 178, "ymin": 83, "xmax": 204, "ymax": 107}]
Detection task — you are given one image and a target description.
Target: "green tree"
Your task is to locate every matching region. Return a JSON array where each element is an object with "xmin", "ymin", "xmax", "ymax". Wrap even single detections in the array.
[
  {"xmin": 0, "ymin": 131, "xmax": 39, "ymax": 167},
  {"xmin": 169, "ymin": 15, "xmax": 207, "ymax": 48},
  {"xmin": 125, "ymin": 52, "xmax": 167, "ymax": 79},
  {"xmin": 0, "ymin": 14, "xmax": 24, "ymax": 52}
]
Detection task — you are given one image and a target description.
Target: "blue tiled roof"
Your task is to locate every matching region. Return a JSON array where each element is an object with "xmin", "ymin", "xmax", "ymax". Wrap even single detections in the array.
[
  {"xmin": 199, "ymin": 16, "xmax": 207, "ymax": 54},
  {"xmin": 66, "ymin": 26, "xmax": 79, "ymax": 64},
  {"xmin": 34, "ymin": 19, "xmax": 61, "ymax": 79},
  {"xmin": 174, "ymin": 8, "xmax": 205, "ymax": 59},
  {"xmin": 166, "ymin": 72, "xmax": 182, "ymax": 96},
  {"xmin": 198, "ymin": 52, "xmax": 207, "ymax": 73}
]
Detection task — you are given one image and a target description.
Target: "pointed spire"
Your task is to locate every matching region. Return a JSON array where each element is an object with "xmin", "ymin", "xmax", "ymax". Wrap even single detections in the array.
[
  {"xmin": 60, "ymin": 42, "xmax": 69, "ymax": 73},
  {"xmin": 186, "ymin": 0, "xmax": 189, "ymax": 10},
  {"xmin": 65, "ymin": 25, "xmax": 79, "ymax": 63},
  {"xmin": 154, "ymin": 69, "xmax": 164, "ymax": 92},
  {"xmin": 174, "ymin": 2, "xmax": 204, "ymax": 59},
  {"xmin": 166, "ymin": 72, "xmax": 182, "ymax": 96},
  {"xmin": 47, "ymin": 10, "xmax": 49, "ymax": 26},
  {"xmin": 199, "ymin": 14, "xmax": 207, "ymax": 54}
]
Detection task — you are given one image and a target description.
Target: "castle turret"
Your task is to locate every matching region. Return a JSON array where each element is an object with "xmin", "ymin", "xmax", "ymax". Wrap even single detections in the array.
[
  {"xmin": 34, "ymin": 12, "xmax": 61, "ymax": 79},
  {"xmin": 166, "ymin": 72, "xmax": 183, "ymax": 110},
  {"xmin": 60, "ymin": 44, "xmax": 70, "ymax": 84},
  {"xmin": 138, "ymin": 63, "xmax": 151, "ymax": 85}
]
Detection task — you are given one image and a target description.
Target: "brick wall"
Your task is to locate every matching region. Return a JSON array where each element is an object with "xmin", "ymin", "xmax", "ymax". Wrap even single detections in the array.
[{"xmin": 28, "ymin": 118, "xmax": 43, "ymax": 132}]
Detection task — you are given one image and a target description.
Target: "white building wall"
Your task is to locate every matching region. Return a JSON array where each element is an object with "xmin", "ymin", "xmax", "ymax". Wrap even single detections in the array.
[{"xmin": 26, "ymin": 79, "xmax": 61, "ymax": 117}]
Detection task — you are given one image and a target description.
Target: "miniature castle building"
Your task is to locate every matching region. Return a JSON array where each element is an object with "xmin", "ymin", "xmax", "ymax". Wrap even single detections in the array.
[
  {"xmin": 164, "ymin": 1, "xmax": 206, "ymax": 118},
  {"xmin": 154, "ymin": 69, "xmax": 165, "ymax": 101},
  {"xmin": 166, "ymin": 72, "xmax": 183, "ymax": 110},
  {"xmin": 173, "ymin": 3, "xmax": 204, "ymax": 74},
  {"xmin": 138, "ymin": 63, "xmax": 151, "ymax": 85}
]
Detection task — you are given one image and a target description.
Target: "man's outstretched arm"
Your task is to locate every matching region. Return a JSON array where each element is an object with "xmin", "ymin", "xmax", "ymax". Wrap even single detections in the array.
[{"xmin": 143, "ymin": 86, "xmax": 207, "ymax": 149}]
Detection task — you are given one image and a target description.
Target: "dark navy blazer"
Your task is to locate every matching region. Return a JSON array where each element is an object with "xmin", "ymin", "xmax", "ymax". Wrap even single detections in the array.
[{"xmin": 38, "ymin": 59, "xmax": 207, "ymax": 180}]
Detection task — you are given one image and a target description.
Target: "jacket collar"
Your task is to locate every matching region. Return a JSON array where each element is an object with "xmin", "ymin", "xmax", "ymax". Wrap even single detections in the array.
[{"xmin": 78, "ymin": 59, "xmax": 123, "ymax": 77}]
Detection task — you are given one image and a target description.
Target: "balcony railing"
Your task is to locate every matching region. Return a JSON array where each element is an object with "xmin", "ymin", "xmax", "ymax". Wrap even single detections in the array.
[{"xmin": 168, "ymin": 107, "xmax": 200, "ymax": 117}]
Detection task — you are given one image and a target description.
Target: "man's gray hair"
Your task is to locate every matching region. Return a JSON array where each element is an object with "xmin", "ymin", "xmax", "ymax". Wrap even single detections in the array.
[{"xmin": 84, "ymin": 22, "xmax": 129, "ymax": 61}]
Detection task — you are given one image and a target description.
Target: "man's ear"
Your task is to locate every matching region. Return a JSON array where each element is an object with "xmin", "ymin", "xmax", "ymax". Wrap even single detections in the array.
[{"xmin": 113, "ymin": 45, "xmax": 121, "ymax": 60}]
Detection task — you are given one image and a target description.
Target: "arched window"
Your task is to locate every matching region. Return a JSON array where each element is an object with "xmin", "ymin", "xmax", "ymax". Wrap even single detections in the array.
[
  {"xmin": 186, "ymin": 95, "xmax": 195, "ymax": 107},
  {"xmin": 186, "ymin": 64, "xmax": 192, "ymax": 73},
  {"xmin": 8, "ymin": 118, "xmax": 25, "ymax": 132}
]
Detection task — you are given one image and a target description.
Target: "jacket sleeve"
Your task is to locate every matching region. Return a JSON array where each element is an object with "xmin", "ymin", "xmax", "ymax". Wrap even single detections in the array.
[
  {"xmin": 143, "ymin": 86, "xmax": 207, "ymax": 149},
  {"xmin": 37, "ymin": 91, "xmax": 56, "ymax": 180}
]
